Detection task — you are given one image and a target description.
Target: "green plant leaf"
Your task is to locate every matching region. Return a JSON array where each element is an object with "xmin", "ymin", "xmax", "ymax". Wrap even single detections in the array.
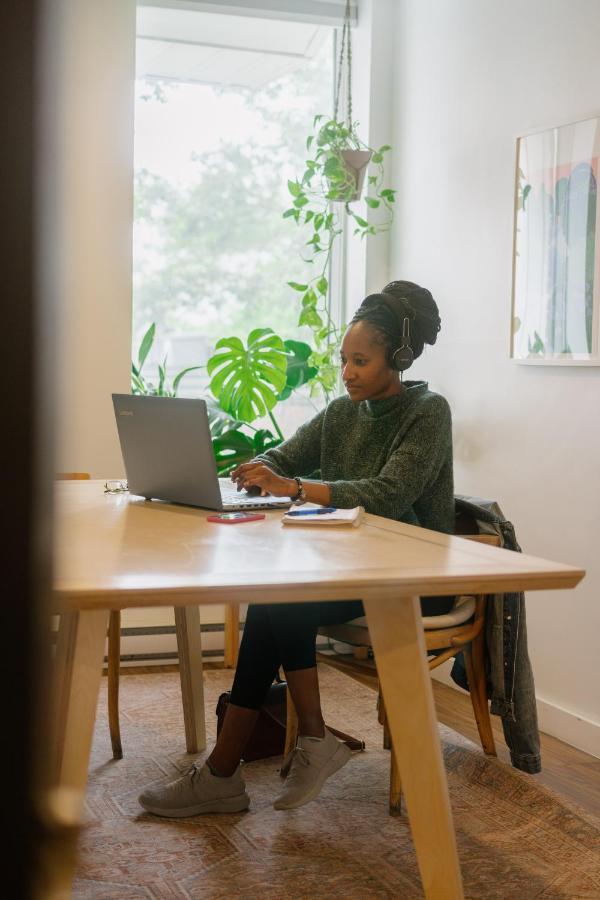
[
  {"xmin": 316, "ymin": 275, "xmax": 328, "ymax": 296},
  {"xmin": 172, "ymin": 365, "xmax": 203, "ymax": 397},
  {"xmin": 293, "ymin": 196, "xmax": 309, "ymax": 208},
  {"xmin": 207, "ymin": 328, "xmax": 287, "ymax": 423},
  {"xmin": 206, "ymin": 398, "xmax": 240, "ymax": 437},
  {"xmin": 212, "ymin": 426, "xmax": 281, "ymax": 475},
  {"xmin": 306, "ymin": 135, "xmax": 314, "ymax": 150},
  {"xmin": 283, "ymin": 208, "xmax": 297, "ymax": 218},
  {"xmin": 378, "ymin": 144, "xmax": 392, "ymax": 153},
  {"xmin": 365, "ymin": 197, "xmax": 380, "ymax": 208},
  {"xmin": 323, "ymin": 156, "xmax": 344, "ymax": 177},
  {"xmin": 287, "ymin": 180, "xmax": 302, "ymax": 197},
  {"xmin": 278, "ymin": 339, "xmax": 319, "ymax": 400},
  {"xmin": 301, "ymin": 288, "xmax": 317, "ymax": 308},
  {"xmin": 131, "ymin": 366, "xmax": 148, "ymax": 395},
  {"xmin": 137, "ymin": 322, "xmax": 155, "ymax": 372},
  {"xmin": 352, "ymin": 214, "xmax": 369, "ymax": 228},
  {"xmin": 299, "ymin": 307, "xmax": 323, "ymax": 329},
  {"xmin": 158, "ymin": 357, "xmax": 167, "ymax": 394},
  {"xmin": 212, "ymin": 428, "xmax": 257, "ymax": 474},
  {"xmin": 371, "ymin": 152, "xmax": 383, "ymax": 163},
  {"xmin": 288, "ymin": 281, "xmax": 308, "ymax": 292}
]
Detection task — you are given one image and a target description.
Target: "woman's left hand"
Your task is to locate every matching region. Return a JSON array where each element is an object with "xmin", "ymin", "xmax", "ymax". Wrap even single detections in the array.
[{"xmin": 231, "ymin": 462, "xmax": 296, "ymax": 498}]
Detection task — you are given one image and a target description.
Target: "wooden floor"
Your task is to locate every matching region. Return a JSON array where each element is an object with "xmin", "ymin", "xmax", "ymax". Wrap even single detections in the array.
[{"xmin": 116, "ymin": 659, "xmax": 600, "ymax": 819}]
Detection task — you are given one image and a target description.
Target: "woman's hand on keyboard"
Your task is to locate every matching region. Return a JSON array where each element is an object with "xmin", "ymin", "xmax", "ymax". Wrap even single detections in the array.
[{"xmin": 230, "ymin": 462, "xmax": 296, "ymax": 499}]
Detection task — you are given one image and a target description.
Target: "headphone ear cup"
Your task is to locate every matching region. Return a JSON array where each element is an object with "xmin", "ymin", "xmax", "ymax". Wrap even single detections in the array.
[{"xmin": 392, "ymin": 346, "xmax": 414, "ymax": 371}]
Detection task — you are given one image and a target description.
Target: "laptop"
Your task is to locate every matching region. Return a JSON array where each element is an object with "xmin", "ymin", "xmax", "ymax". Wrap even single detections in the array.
[{"xmin": 112, "ymin": 394, "xmax": 292, "ymax": 511}]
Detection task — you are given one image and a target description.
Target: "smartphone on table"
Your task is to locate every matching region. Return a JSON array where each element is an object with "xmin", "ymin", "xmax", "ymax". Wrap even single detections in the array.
[{"xmin": 206, "ymin": 512, "xmax": 266, "ymax": 524}]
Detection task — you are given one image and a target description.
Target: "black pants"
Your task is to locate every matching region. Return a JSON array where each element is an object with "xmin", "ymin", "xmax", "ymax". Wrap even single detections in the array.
[{"xmin": 229, "ymin": 595, "xmax": 455, "ymax": 710}]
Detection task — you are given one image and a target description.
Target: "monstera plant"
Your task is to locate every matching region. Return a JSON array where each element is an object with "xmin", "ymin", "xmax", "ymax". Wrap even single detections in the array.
[{"xmin": 206, "ymin": 328, "xmax": 316, "ymax": 474}]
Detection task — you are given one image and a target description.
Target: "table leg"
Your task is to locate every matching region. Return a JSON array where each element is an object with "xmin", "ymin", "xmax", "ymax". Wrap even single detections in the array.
[
  {"xmin": 363, "ymin": 592, "xmax": 464, "ymax": 900},
  {"xmin": 53, "ymin": 609, "xmax": 110, "ymax": 811},
  {"xmin": 174, "ymin": 606, "xmax": 206, "ymax": 754}
]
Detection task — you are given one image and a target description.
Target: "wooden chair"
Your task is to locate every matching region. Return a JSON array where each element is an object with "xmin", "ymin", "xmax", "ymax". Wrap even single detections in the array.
[
  {"xmin": 56, "ymin": 474, "xmax": 123, "ymax": 757},
  {"xmin": 284, "ymin": 528, "xmax": 500, "ymax": 814}
]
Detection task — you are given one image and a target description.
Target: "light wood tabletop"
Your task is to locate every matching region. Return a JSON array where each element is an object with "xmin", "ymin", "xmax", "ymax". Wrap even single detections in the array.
[{"xmin": 53, "ymin": 480, "xmax": 584, "ymax": 899}]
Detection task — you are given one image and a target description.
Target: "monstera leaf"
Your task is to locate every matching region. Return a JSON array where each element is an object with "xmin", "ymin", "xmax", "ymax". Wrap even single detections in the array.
[
  {"xmin": 279, "ymin": 339, "xmax": 319, "ymax": 401},
  {"xmin": 207, "ymin": 328, "xmax": 287, "ymax": 423},
  {"xmin": 212, "ymin": 427, "xmax": 281, "ymax": 475}
]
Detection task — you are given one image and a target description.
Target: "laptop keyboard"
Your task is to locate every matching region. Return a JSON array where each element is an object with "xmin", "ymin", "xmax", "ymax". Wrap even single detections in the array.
[{"xmin": 218, "ymin": 479, "xmax": 290, "ymax": 509}]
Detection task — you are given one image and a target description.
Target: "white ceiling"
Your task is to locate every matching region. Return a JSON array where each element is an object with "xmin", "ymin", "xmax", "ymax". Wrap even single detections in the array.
[{"xmin": 136, "ymin": 5, "xmax": 331, "ymax": 89}]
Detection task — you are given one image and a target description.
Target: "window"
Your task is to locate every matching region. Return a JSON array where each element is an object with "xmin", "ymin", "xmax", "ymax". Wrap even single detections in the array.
[{"xmin": 133, "ymin": 5, "xmax": 335, "ymax": 429}]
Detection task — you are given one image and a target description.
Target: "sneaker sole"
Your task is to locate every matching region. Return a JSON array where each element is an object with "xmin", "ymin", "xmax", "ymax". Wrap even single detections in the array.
[
  {"xmin": 273, "ymin": 742, "xmax": 352, "ymax": 810},
  {"xmin": 141, "ymin": 792, "xmax": 250, "ymax": 818}
]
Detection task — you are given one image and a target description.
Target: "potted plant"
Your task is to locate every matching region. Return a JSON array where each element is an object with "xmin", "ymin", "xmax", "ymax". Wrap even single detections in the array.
[
  {"xmin": 131, "ymin": 323, "xmax": 203, "ymax": 397},
  {"xmin": 206, "ymin": 328, "xmax": 317, "ymax": 474}
]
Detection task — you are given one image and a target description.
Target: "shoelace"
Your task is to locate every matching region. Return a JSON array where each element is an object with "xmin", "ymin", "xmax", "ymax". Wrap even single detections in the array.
[
  {"xmin": 280, "ymin": 744, "xmax": 312, "ymax": 781},
  {"xmin": 170, "ymin": 762, "xmax": 201, "ymax": 791}
]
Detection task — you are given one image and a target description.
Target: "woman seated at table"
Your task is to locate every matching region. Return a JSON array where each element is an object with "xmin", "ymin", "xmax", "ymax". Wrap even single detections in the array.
[{"xmin": 139, "ymin": 280, "xmax": 453, "ymax": 818}]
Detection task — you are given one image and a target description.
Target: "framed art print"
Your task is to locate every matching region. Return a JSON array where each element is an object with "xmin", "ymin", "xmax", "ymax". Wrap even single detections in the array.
[{"xmin": 511, "ymin": 114, "xmax": 600, "ymax": 364}]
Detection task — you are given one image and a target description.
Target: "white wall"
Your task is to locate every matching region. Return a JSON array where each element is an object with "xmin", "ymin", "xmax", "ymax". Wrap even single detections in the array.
[
  {"xmin": 390, "ymin": 0, "xmax": 600, "ymax": 756},
  {"xmin": 43, "ymin": 0, "xmax": 136, "ymax": 478}
]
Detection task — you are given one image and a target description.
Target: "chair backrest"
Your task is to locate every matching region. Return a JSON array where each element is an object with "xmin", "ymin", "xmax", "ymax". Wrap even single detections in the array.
[{"xmin": 56, "ymin": 473, "xmax": 90, "ymax": 480}]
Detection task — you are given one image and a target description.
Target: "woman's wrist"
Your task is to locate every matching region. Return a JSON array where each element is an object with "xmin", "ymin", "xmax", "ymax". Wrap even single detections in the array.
[{"xmin": 292, "ymin": 477, "xmax": 307, "ymax": 503}]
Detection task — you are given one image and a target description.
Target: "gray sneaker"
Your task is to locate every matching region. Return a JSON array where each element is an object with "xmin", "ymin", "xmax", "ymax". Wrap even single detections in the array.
[
  {"xmin": 139, "ymin": 761, "xmax": 250, "ymax": 817},
  {"xmin": 273, "ymin": 727, "xmax": 351, "ymax": 810}
]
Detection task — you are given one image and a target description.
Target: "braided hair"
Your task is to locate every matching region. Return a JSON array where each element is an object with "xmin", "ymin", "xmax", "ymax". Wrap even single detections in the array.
[{"xmin": 350, "ymin": 280, "xmax": 441, "ymax": 367}]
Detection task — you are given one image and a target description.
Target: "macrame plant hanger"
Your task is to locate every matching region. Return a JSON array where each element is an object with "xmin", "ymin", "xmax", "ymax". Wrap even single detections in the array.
[
  {"xmin": 333, "ymin": 0, "xmax": 353, "ymax": 131},
  {"xmin": 331, "ymin": 1, "xmax": 371, "ymax": 203}
]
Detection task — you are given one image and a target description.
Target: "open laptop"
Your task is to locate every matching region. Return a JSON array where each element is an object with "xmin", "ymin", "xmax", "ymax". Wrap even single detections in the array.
[{"xmin": 112, "ymin": 394, "xmax": 292, "ymax": 511}]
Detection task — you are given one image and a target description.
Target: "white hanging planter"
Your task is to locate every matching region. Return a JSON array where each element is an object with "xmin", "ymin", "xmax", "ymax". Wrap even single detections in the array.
[{"xmin": 339, "ymin": 149, "xmax": 372, "ymax": 202}]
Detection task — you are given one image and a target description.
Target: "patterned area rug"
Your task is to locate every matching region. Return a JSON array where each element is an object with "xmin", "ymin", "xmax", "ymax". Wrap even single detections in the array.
[{"xmin": 74, "ymin": 666, "xmax": 600, "ymax": 899}]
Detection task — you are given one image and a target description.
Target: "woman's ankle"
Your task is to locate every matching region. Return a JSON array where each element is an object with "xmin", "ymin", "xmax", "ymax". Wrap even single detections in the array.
[
  {"xmin": 298, "ymin": 720, "xmax": 326, "ymax": 739},
  {"xmin": 207, "ymin": 754, "xmax": 238, "ymax": 778}
]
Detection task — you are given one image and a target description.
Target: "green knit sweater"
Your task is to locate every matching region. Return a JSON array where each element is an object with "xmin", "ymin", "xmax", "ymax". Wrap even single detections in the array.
[{"xmin": 258, "ymin": 380, "xmax": 454, "ymax": 532}]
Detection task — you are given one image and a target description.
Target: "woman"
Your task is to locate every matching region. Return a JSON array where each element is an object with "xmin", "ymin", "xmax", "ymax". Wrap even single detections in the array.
[{"xmin": 139, "ymin": 280, "xmax": 453, "ymax": 817}]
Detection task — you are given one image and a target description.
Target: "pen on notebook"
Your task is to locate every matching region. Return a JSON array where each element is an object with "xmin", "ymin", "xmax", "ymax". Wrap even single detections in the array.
[{"xmin": 286, "ymin": 507, "xmax": 338, "ymax": 516}]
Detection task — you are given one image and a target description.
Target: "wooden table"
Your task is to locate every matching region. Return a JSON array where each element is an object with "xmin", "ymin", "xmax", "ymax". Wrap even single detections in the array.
[{"xmin": 53, "ymin": 480, "xmax": 584, "ymax": 899}]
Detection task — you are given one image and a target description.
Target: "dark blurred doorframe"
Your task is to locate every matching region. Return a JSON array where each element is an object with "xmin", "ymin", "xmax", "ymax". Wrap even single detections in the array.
[{"xmin": 1, "ymin": 2, "xmax": 78, "ymax": 895}]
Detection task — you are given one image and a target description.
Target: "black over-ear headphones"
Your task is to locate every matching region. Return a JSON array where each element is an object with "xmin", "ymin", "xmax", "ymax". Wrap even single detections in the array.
[
  {"xmin": 377, "ymin": 293, "xmax": 415, "ymax": 372},
  {"xmin": 392, "ymin": 316, "xmax": 414, "ymax": 372}
]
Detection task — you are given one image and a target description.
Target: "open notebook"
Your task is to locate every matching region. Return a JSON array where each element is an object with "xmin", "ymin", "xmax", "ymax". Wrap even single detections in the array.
[{"xmin": 282, "ymin": 506, "xmax": 364, "ymax": 527}]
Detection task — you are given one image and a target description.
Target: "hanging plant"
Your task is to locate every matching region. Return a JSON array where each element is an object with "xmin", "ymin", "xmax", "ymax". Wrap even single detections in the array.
[{"xmin": 283, "ymin": 0, "xmax": 396, "ymax": 400}]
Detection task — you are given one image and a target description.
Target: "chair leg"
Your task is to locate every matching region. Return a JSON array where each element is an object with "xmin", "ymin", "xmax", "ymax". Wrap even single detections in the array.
[
  {"xmin": 378, "ymin": 690, "xmax": 392, "ymax": 750},
  {"xmin": 463, "ymin": 636, "xmax": 496, "ymax": 757},
  {"xmin": 284, "ymin": 687, "xmax": 299, "ymax": 757},
  {"xmin": 379, "ymin": 689, "xmax": 401, "ymax": 812},
  {"xmin": 107, "ymin": 610, "xmax": 123, "ymax": 760},
  {"xmin": 389, "ymin": 743, "xmax": 403, "ymax": 816},
  {"xmin": 223, "ymin": 603, "xmax": 240, "ymax": 669}
]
